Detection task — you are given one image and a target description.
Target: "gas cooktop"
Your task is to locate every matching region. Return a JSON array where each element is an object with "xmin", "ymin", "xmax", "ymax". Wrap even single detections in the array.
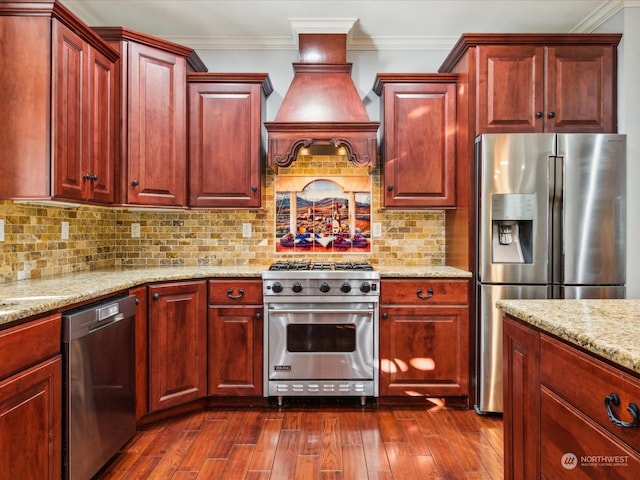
[{"xmin": 268, "ymin": 261, "xmax": 375, "ymax": 271}]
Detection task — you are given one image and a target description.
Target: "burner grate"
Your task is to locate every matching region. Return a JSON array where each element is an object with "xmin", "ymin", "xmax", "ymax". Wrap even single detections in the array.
[{"xmin": 268, "ymin": 261, "xmax": 374, "ymax": 271}]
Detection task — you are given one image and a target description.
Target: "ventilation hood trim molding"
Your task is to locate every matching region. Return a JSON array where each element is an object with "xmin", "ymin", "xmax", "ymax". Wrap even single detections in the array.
[{"xmin": 265, "ymin": 122, "xmax": 379, "ymax": 170}]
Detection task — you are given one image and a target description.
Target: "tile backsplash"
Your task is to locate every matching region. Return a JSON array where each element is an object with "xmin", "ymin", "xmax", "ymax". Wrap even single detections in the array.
[{"xmin": 0, "ymin": 156, "xmax": 444, "ymax": 283}]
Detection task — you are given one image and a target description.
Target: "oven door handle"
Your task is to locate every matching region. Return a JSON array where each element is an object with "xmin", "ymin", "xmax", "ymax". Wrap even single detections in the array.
[{"xmin": 267, "ymin": 307, "xmax": 374, "ymax": 315}]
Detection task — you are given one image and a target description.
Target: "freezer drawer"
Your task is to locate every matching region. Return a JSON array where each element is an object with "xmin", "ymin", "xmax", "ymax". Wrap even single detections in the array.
[{"xmin": 476, "ymin": 284, "xmax": 548, "ymax": 414}]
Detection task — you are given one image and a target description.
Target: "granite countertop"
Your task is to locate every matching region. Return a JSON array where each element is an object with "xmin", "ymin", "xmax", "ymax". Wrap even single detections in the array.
[
  {"xmin": 0, "ymin": 264, "xmax": 471, "ymax": 326},
  {"xmin": 497, "ymin": 299, "xmax": 640, "ymax": 375}
]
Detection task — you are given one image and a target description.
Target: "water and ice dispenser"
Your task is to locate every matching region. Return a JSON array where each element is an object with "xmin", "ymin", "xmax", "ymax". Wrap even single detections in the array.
[{"xmin": 491, "ymin": 193, "xmax": 535, "ymax": 264}]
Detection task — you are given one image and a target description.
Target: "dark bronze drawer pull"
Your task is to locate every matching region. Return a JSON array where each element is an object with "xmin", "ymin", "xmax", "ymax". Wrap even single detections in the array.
[
  {"xmin": 604, "ymin": 392, "xmax": 639, "ymax": 428},
  {"xmin": 416, "ymin": 287, "xmax": 434, "ymax": 300},
  {"xmin": 227, "ymin": 288, "xmax": 244, "ymax": 300}
]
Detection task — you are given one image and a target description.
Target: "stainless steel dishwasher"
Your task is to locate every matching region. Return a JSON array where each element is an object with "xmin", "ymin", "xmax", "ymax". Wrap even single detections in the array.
[{"xmin": 62, "ymin": 294, "xmax": 137, "ymax": 480}]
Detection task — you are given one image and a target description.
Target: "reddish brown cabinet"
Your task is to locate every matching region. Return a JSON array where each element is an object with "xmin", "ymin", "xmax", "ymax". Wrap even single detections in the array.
[
  {"xmin": 0, "ymin": 2, "xmax": 118, "ymax": 202},
  {"xmin": 476, "ymin": 43, "xmax": 618, "ymax": 133},
  {"xmin": 148, "ymin": 280, "xmax": 207, "ymax": 412},
  {"xmin": 53, "ymin": 21, "xmax": 116, "ymax": 203},
  {"xmin": 188, "ymin": 74, "xmax": 272, "ymax": 208},
  {"xmin": 0, "ymin": 314, "xmax": 62, "ymax": 480},
  {"xmin": 440, "ymin": 34, "xmax": 621, "ymax": 135},
  {"xmin": 208, "ymin": 279, "xmax": 263, "ymax": 396},
  {"xmin": 94, "ymin": 28, "xmax": 206, "ymax": 207},
  {"xmin": 504, "ymin": 314, "xmax": 640, "ymax": 480},
  {"xmin": 373, "ymin": 74, "xmax": 457, "ymax": 208},
  {"xmin": 379, "ymin": 278, "xmax": 469, "ymax": 399}
]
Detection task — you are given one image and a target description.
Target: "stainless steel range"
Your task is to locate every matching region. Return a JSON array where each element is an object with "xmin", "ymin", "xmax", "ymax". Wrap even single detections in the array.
[{"xmin": 262, "ymin": 261, "xmax": 380, "ymax": 406}]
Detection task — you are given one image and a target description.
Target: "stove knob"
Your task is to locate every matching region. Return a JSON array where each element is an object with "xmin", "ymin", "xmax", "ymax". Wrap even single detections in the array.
[
  {"xmin": 319, "ymin": 282, "xmax": 331, "ymax": 293},
  {"xmin": 360, "ymin": 282, "xmax": 371, "ymax": 293},
  {"xmin": 271, "ymin": 282, "xmax": 283, "ymax": 293},
  {"xmin": 340, "ymin": 282, "xmax": 352, "ymax": 293},
  {"xmin": 292, "ymin": 282, "xmax": 303, "ymax": 293}
]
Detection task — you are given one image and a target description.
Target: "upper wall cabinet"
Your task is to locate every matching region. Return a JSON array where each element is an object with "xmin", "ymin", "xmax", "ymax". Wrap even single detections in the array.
[
  {"xmin": 373, "ymin": 74, "xmax": 458, "ymax": 208},
  {"xmin": 439, "ymin": 34, "xmax": 621, "ymax": 134},
  {"xmin": 0, "ymin": 1, "xmax": 118, "ymax": 203},
  {"xmin": 93, "ymin": 28, "xmax": 207, "ymax": 207},
  {"xmin": 187, "ymin": 74, "xmax": 272, "ymax": 208}
]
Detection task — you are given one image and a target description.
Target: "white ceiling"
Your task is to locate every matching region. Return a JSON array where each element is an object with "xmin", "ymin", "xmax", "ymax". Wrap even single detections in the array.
[{"xmin": 61, "ymin": 0, "xmax": 626, "ymax": 51}]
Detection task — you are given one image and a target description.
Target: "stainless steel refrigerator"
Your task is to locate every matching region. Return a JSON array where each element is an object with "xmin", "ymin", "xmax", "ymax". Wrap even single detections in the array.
[{"xmin": 474, "ymin": 133, "xmax": 626, "ymax": 414}]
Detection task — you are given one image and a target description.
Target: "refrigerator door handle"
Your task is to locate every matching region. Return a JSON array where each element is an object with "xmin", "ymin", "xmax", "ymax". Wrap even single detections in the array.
[{"xmin": 550, "ymin": 154, "xmax": 563, "ymax": 293}]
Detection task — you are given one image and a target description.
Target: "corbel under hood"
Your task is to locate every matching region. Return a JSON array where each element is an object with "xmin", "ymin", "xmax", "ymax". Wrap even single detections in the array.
[{"xmin": 265, "ymin": 33, "xmax": 379, "ymax": 170}]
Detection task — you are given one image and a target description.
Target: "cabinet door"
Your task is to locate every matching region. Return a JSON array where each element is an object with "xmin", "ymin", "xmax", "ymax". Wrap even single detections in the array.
[
  {"xmin": 53, "ymin": 21, "xmax": 87, "ymax": 200},
  {"xmin": 503, "ymin": 317, "xmax": 540, "ymax": 480},
  {"xmin": 148, "ymin": 281, "xmax": 207, "ymax": 411},
  {"xmin": 477, "ymin": 45, "xmax": 544, "ymax": 133},
  {"xmin": 127, "ymin": 42, "xmax": 187, "ymax": 206},
  {"xmin": 382, "ymin": 82, "xmax": 456, "ymax": 208},
  {"xmin": 208, "ymin": 306, "xmax": 263, "ymax": 396},
  {"xmin": 379, "ymin": 305, "xmax": 468, "ymax": 396},
  {"xmin": 546, "ymin": 45, "xmax": 616, "ymax": 133},
  {"xmin": 189, "ymin": 83, "xmax": 262, "ymax": 208},
  {"xmin": 86, "ymin": 46, "xmax": 116, "ymax": 203},
  {"xmin": 0, "ymin": 357, "xmax": 61, "ymax": 480}
]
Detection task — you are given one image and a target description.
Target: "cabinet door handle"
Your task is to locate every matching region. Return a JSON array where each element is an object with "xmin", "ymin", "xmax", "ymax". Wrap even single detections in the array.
[
  {"xmin": 153, "ymin": 293, "xmax": 160, "ymax": 300},
  {"xmin": 83, "ymin": 173, "xmax": 91, "ymax": 180},
  {"xmin": 548, "ymin": 111, "xmax": 556, "ymax": 118},
  {"xmin": 536, "ymin": 111, "xmax": 544, "ymax": 118},
  {"xmin": 91, "ymin": 174, "xmax": 98, "ymax": 181},
  {"xmin": 381, "ymin": 312, "xmax": 388, "ymax": 319},
  {"xmin": 416, "ymin": 288, "xmax": 434, "ymax": 300},
  {"xmin": 131, "ymin": 179, "xmax": 140, "ymax": 187},
  {"xmin": 255, "ymin": 312, "xmax": 262, "ymax": 321},
  {"xmin": 227, "ymin": 288, "xmax": 244, "ymax": 300},
  {"xmin": 387, "ymin": 185, "xmax": 394, "ymax": 191},
  {"xmin": 251, "ymin": 185, "xmax": 257, "ymax": 192},
  {"xmin": 604, "ymin": 392, "xmax": 639, "ymax": 428}
]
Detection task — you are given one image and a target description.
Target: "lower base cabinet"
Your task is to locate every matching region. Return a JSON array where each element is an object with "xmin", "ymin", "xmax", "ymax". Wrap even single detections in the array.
[
  {"xmin": 148, "ymin": 280, "xmax": 207, "ymax": 412},
  {"xmin": 208, "ymin": 279, "xmax": 263, "ymax": 397},
  {"xmin": 0, "ymin": 314, "xmax": 62, "ymax": 480},
  {"xmin": 379, "ymin": 279, "xmax": 469, "ymax": 398},
  {"xmin": 504, "ymin": 315, "xmax": 640, "ymax": 480}
]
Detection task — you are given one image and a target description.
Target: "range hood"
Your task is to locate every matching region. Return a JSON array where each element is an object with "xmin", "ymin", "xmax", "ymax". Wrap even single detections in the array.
[{"xmin": 265, "ymin": 33, "xmax": 379, "ymax": 170}]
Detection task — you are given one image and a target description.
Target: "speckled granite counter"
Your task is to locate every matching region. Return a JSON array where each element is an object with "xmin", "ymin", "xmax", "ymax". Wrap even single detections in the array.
[
  {"xmin": 0, "ymin": 265, "xmax": 471, "ymax": 326},
  {"xmin": 497, "ymin": 299, "xmax": 640, "ymax": 375},
  {"xmin": 377, "ymin": 265, "xmax": 471, "ymax": 278}
]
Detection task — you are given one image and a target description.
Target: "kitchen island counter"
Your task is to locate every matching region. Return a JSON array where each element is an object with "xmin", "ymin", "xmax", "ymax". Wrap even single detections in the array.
[
  {"xmin": 497, "ymin": 299, "xmax": 640, "ymax": 375},
  {"xmin": 1, "ymin": 264, "xmax": 472, "ymax": 326}
]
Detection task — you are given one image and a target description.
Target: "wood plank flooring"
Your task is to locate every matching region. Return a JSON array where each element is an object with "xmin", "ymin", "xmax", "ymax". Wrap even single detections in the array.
[{"xmin": 96, "ymin": 403, "xmax": 503, "ymax": 479}]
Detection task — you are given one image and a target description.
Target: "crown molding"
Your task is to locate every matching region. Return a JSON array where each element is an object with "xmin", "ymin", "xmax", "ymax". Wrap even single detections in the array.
[{"xmin": 571, "ymin": 0, "xmax": 625, "ymax": 32}]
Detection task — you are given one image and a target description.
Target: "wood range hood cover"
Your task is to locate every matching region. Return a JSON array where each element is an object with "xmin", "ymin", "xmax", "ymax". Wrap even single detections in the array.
[{"xmin": 265, "ymin": 34, "xmax": 379, "ymax": 170}]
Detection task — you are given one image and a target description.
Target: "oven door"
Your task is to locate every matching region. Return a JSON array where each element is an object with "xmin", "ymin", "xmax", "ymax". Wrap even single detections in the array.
[{"xmin": 267, "ymin": 302, "xmax": 375, "ymax": 381}]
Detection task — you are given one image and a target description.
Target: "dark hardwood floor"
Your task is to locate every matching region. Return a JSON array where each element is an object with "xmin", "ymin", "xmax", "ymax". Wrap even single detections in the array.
[{"xmin": 96, "ymin": 402, "xmax": 503, "ymax": 479}]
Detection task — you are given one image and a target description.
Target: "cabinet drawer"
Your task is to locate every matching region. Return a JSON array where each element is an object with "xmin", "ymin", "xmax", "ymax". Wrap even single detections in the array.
[
  {"xmin": 541, "ymin": 335, "xmax": 640, "ymax": 452},
  {"xmin": 208, "ymin": 279, "xmax": 263, "ymax": 305},
  {"xmin": 380, "ymin": 279, "xmax": 468, "ymax": 305},
  {"xmin": 541, "ymin": 387, "xmax": 640, "ymax": 479},
  {"xmin": 0, "ymin": 314, "xmax": 61, "ymax": 380}
]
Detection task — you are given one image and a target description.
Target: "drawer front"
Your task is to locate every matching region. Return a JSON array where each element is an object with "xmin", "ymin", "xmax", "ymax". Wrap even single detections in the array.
[
  {"xmin": 208, "ymin": 279, "xmax": 263, "ymax": 305},
  {"xmin": 380, "ymin": 279, "xmax": 469, "ymax": 305},
  {"xmin": 541, "ymin": 387, "xmax": 640, "ymax": 479},
  {"xmin": 541, "ymin": 335, "xmax": 640, "ymax": 452},
  {"xmin": 0, "ymin": 314, "xmax": 61, "ymax": 380}
]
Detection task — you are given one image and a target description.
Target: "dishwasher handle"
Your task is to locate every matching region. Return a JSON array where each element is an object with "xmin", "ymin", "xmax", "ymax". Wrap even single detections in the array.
[{"xmin": 89, "ymin": 312, "xmax": 126, "ymax": 332}]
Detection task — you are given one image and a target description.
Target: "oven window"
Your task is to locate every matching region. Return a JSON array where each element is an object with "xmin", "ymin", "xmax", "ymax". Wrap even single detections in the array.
[{"xmin": 287, "ymin": 324, "xmax": 356, "ymax": 352}]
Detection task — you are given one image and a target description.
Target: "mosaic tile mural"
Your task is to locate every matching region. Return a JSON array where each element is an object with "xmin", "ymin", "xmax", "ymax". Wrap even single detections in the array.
[{"xmin": 274, "ymin": 176, "xmax": 372, "ymax": 254}]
